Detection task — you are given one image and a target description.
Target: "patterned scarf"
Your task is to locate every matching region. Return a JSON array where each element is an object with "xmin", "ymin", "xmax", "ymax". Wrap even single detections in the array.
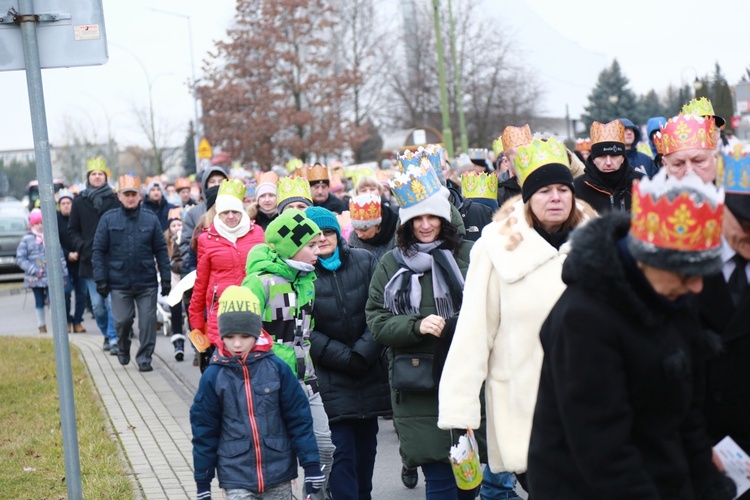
[{"xmin": 383, "ymin": 241, "xmax": 465, "ymax": 318}]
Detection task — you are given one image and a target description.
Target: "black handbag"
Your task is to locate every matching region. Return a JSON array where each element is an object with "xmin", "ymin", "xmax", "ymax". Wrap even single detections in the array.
[{"xmin": 391, "ymin": 353, "xmax": 436, "ymax": 392}]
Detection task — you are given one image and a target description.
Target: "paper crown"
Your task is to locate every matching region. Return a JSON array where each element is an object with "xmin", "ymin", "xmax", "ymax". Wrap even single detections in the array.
[
  {"xmin": 167, "ymin": 207, "xmax": 183, "ymax": 221},
  {"xmin": 653, "ymin": 115, "xmax": 716, "ymax": 156},
  {"xmin": 462, "ymin": 171, "xmax": 498, "ymax": 200},
  {"xmin": 722, "ymin": 152, "xmax": 750, "ymax": 194},
  {"xmin": 87, "ymin": 157, "xmax": 107, "ymax": 173},
  {"xmin": 681, "ymin": 97, "xmax": 725, "ymax": 127},
  {"xmin": 285, "ymin": 158, "xmax": 303, "ymax": 173},
  {"xmin": 349, "ymin": 194, "xmax": 382, "ymax": 229},
  {"xmin": 256, "ymin": 170, "xmax": 279, "ymax": 186},
  {"xmin": 501, "ymin": 125, "xmax": 532, "ymax": 151},
  {"xmin": 591, "ymin": 120, "xmax": 624, "ymax": 144},
  {"xmin": 492, "ymin": 136, "xmax": 504, "ymax": 156},
  {"xmin": 174, "ymin": 177, "xmax": 191, "ymax": 191},
  {"xmin": 349, "ymin": 165, "xmax": 376, "ymax": 188},
  {"xmin": 575, "ymin": 138, "xmax": 592, "ymax": 152},
  {"xmin": 306, "ymin": 163, "xmax": 330, "ymax": 183},
  {"xmin": 389, "ymin": 150, "xmax": 443, "ymax": 208},
  {"xmin": 244, "ymin": 179, "xmax": 257, "ymax": 198},
  {"xmin": 513, "ymin": 138, "xmax": 570, "ymax": 187},
  {"xmin": 55, "ymin": 188, "xmax": 74, "ymax": 202},
  {"xmin": 468, "ymin": 148, "xmax": 488, "ymax": 160},
  {"xmin": 117, "ymin": 175, "xmax": 141, "ymax": 192},
  {"xmin": 636, "ymin": 142, "xmax": 653, "ymax": 157},
  {"xmin": 419, "ymin": 144, "xmax": 444, "ymax": 171},
  {"xmin": 217, "ymin": 178, "xmax": 246, "ymax": 201},
  {"xmin": 396, "ymin": 149, "xmax": 423, "ymax": 172},
  {"xmin": 276, "ymin": 175, "xmax": 312, "ymax": 205}
]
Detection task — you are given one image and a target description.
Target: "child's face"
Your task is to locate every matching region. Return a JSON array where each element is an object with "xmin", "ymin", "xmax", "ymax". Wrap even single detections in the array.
[
  {"xmin": 222, "ymin": 334, "xmax": 257, "ymax": 357},
  {"xmin": 290, "ymin": 237, "xmax": 321, "ymax": 266}
]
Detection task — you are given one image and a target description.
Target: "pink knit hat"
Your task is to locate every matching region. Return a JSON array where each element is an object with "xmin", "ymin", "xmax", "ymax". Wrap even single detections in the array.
[{"xmin": 29, "ymin": 208, "xmax": 43, "ymax": 225}]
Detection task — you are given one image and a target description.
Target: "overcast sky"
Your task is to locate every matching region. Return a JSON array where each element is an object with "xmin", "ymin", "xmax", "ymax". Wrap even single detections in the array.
[{"xmin": 1, "ymin": 0, "xmax": 748, "ymax": 153}]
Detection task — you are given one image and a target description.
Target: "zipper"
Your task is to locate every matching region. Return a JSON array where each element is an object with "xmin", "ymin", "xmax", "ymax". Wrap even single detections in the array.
[
  {"xmin": 241, "ymin": 363, "xmax": 264, "ymax": 492},
  {"xmin": 331, "ymin": 271, "xmax": 350, "ymax": 320}
]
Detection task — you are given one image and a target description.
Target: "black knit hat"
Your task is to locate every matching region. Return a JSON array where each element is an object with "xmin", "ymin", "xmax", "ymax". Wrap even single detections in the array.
[{"xmin": 521, "ymin": 163, "xmax": 575, "ymax": 202}]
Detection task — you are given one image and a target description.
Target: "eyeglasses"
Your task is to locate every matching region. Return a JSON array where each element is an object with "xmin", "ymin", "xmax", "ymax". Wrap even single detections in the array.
[{"xmin": 321, "ymin": 229, "xmax": 337, "ymax": 237}]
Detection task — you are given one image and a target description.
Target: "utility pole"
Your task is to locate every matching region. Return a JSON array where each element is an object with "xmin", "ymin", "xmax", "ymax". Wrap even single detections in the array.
[
  {"xmin": 432, "ymin": 0, "xmax": 454, "ymax": 158},
  {"xmin": 447, "ymin": 0, "xmax": 467, "ymax": 153}
]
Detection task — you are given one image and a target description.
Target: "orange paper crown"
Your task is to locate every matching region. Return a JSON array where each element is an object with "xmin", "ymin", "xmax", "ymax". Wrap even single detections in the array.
[
  {"xmin": 174, "ymin": 177, "xmax": 191, "ymax": 191},
  {"xmin": 117, "ymin": 175, "xmax": 141, "ymax": 192},
  {"xmin": 256, "ymin": 170, "xmax": 279, "ymax": 186},
  {"xmin": 591, "ymin": 120, "xmax": 624, "ymax": 145},
  {"xmin": 349, "ymin": 194, "xmax": 382, "ymax": 229},
  {"xmin": 306, "ymin": 163, "xmax": 330, "ymax": 183},
  {"xmin": 630, "ymin": 173, "xmax": 723, "ymax": 253},
  {"xmin": 653, "ymin": 115, "xmax": 716, "ymax": 156},
  {"xmin": 575, "ymin": 138, "xmax": 592, "ymax": 152},
  {"xmin": 500, "ymin": 125, "xmax": 532, "ymax": 151}
]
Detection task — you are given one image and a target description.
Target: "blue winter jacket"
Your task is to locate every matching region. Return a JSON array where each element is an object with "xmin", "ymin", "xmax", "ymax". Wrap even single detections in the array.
[
  {"xmin": 16, "ymin": 231, "xmax": 67, "ymax": 288},
  {"xmin": 619, "ymin": 118, "xmax": 658, "ymax": 178},
  {"xmin": 647, "ymin": 117, "xmax": 667, "ymax": 157},
  {"xmin": 92, "ymin": 206, "xmax": 170, "ymax": 290},
  {"xmin": 191, "ymin": 332, "xmax": 320, "ymax": 492}
]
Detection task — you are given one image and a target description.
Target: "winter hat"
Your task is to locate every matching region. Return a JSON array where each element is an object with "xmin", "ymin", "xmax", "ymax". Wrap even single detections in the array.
[
  {"xmin": 514, "ymin": 138, "xmax": 575, "ymax": 202},
  {"xmin": 305, "ymin": 206, "xmax": 340, "ymax": 237},
  {"xmin": 217, "ymin": 286, "xmax": 262, "ymax": 339},
  {"xmin": 29, "ymin": 208, "xmax": 43, "ymax": 225},
  {"xmin": 589, "ymin": 120, "xmax": 625, "ymax": 160},
  {"xmin": 215, "ymin": 179, "xmax": 246, "ymax": 214},
  {"xmin": 390, "ymin": 149, "xmax": 452, "ymax": 226},
  {"xmin": 349, "ymin": 194, "xmax": 382, "ymax": 230},
  {"xmin": 265, "ymin": 208, "xmax": 321, "ymax": 259},
  {"xmin": 627, "ymin": 169, "xmax": 724, "ymax": 276},
  {"xmin": 255, "ymin": 171, "xmax": 279, "ymax": 199},
  {"xmin": 145, "ymin": 177, "xmax": 166, "ymax": 197}
]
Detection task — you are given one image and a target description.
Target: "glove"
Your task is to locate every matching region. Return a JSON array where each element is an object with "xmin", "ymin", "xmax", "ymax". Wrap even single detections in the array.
[
  {"xmin": 304, "ymin": 464, "xmax": 325, "ymax": 495},
  {"xmin": 161, "ymin": 283, "xmax": 171, "ymax": 297},
  {"xmin": 96, "ymin": 281, "xmax": 110, "ymax": 298},
  {"xmin": 196, "ymin": 481, "xmax": 211, "ymax": 500}
]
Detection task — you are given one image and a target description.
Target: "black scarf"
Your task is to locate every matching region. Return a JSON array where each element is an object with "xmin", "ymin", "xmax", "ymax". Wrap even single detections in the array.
[
  {"xmin": 365, "ymin": 206, "xmax": 398, "ymax": 247},
  {"xmin": 534, "ymin": 224, "xmax": 573, "ymax": 251},
  {"xmin": 82, "ymin": 183, "xmax": 114, "ymax": 213}
]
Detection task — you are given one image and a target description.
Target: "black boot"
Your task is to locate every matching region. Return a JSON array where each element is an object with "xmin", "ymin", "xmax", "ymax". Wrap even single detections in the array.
[
  {"xmin": 173, "ymin": 339, "xmax": 185, "ymax": 361},
  {"xmin": 401, "ymin": 465, "xmax": 418, "ymax": 489}
]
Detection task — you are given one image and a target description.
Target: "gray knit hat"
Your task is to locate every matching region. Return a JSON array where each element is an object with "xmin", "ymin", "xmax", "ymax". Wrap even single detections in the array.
[{"xmin": 217, "ymin": 286, "xmax": 262, "ymax": 338}]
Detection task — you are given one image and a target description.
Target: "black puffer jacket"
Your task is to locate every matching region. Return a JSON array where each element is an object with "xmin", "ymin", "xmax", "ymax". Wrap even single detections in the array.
[
  {"xmin": 67, "ymin": 188, "xmax": 120, "ymax": 278},
  {"xmin": 310, "ymin": 240, "xmax": 391, "ymax": 423},
  {"xmin": 573, "ymin": 158, "xmax": 642, "ymax": 214}
]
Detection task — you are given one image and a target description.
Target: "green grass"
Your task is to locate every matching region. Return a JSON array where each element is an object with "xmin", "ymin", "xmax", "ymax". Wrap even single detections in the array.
[{"xmin": 0, "ymin": 337, "xmax": 133, "ymax": 499}]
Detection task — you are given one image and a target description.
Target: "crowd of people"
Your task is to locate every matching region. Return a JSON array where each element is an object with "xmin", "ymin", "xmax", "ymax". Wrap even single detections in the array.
[{"xmin": 15, "ymin": 96, "xmax": 750, "ymax": 499}]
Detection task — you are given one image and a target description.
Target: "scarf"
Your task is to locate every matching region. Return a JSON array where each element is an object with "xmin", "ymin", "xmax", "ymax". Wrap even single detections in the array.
[
  {"xmin": 213, "ymin": 212, "xmax": 252, "ymax": 244},
  {"xmin": 319, "ymin": 247, "xmax": 341, "ymax": 272},
  {"xmin": 31, "ymin": 226, "xmax": 44, "ymax": 246},
  {"xmin": 82, "ymin": 183, "xmax": 114, "ymax": 212},
  {"xmin": 383, "ymin": 241, "xmax": 465, "ymax": 318},
  {"xmin": 283, "ymin": 258, "xmax": 316, "ymax": 274},
  {"xmin": 534, "ymin": 224, "xmax": 573, "ymax": 251}
]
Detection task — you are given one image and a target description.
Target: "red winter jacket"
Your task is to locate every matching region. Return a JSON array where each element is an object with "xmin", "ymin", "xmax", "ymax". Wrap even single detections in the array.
[{"xmin": 189, "ymin": 222, "xmax": 265, "ymax": 346}]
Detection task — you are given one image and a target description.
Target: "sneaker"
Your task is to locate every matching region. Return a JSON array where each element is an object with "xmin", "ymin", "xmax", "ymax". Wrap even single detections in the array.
[
  {"xmin": 117, "ymin": 353, "xmax": 130, "ymax": 366},
  {"xmin": 109, "ymin": 345, "xmax": 119, "ymax": 356},
  {"xmin": 73, "ymin": 324, "xmax": 86, "ymax": 333},
  {"xmin": 174, "ymin": 340, "xmax": 185, "ymax": 362},
  {"xmin": 401, "ymin": 466, "xmax": 418, "ymax": 489},
  {"xmin": 138, "ymin": 363, "xmax": 153, "ymax": 373},
  {"xmin": 103, "ymin": 340, "xmax": 111, "ymax": 351},
  {"xmin": 39, "ymin": 326, "xmax": 47, "ymax": 334}
]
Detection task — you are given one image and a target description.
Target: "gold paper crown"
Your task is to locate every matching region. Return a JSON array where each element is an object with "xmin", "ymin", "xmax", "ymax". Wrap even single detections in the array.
[
  {"xmin": 591, "ymin": 120, "xmax": 624, "ymax": 145},
  {"xmin": 167, "ymin": 207, "xmax": 182, "ymax": 221},
  {"xmin": 682, "ymin": 97, "xmax": 726, "ymax": 128},
  {"xmin": 501, "ymin": 125, "xmax": 532, "ymax": 151},
  {"xmin": 575, "ymin": 138, "xmax": 592, "ymax": 152},
  {"xmin": 217, "ymin": 178, "xmax": 246, "ymax": 201},
  {"xmin": 461, "ymin": 172, "xmax": 498, "ymax": 200},
  {"xmin": 174, "ymin": 177, "xmax": 191, "ymax": 190},
  {"xmin": 256, "ymin": 170, "xmax": 279, "ymax": 186},
  {"xmin": 285, "ymin": 158, "xmax": 303, "ymax": 173},
  {"xmin": 514, "ymin": 138, "xmax": 570, "ymax": 187},
  {"xmin": 306, "ymin": 163, "xmax": 330, "ymax": 183},
  {"xmin": 349, "ymin": 194, "xmax": 382, "ymax": 224},
  {"xmin": 276, "ymin": 175, "xmax": 312, "ymax": 206},
  {"xmin": 653, "ymin": 115, "xmax": 716, "ymax": 156},
  {"xmin": 87, "ymin": 157, "xmax": 107, "ymax": 173},
  {"xmin": 492, "ymin": 136, "xmax": 504, "ymax": 156},
  {"xmin": 117, "ymin": 175, "xmax": 141, "ymax": 192}
]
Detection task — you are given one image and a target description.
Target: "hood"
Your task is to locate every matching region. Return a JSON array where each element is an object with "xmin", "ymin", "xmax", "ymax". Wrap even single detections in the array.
[
  {"xmin": 449, "ymin": 203, "xmax": 466, "ymax": 236},
  {"xmin": 245, "ymin": 244, "xmax": 299, "ymax": 282},
  {"xmin": 618, "ymin": 117, "xmax": 641, "ymax": 145},
  {"xmin": 200, "ymin": 166, "xmax": 228, "ymax": 192},
  {"xmin": 646, "ymin": 116, "xmax": 667, "ymax": 154},
  {"xmin": 211, "ymin": 331, "xmax": 275, "ymax": 366}
]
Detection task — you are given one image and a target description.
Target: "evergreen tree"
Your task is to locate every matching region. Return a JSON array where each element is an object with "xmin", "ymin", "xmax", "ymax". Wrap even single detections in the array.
[
  {"xmin": 665, "ymin": 84, "xmax": 693, "ymax": 116},
  {"xmin": 711, "ymin": 63, "xmax": 734, "ymax": 131},
  {"xmin": 183, "ymin": 121, "xmax": 197, "ymax": 174},
  {"xmin": 582, "ymin": 60, "xmax": 638, "ymax": 129},
  {"xmin": 694, "ymin": 75, "xmax": 711, "ymax": 101},
  {"xmin": 635, "ymin": 89, "xmax": 665, "ymax": 125}
]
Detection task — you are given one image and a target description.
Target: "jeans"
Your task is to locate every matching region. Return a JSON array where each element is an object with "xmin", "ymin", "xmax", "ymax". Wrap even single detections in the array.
[
  {"xmin": 329, "ymin": 418, "xmax": 379, "ymax": 500},
  {"xmin": 64, "ymin": 265, "xmax": 87, "ymax": 325},
  {"xmin": 110, "ymin": 287, "xmax": 157, "ymax": 366},
  {"xmin": 308, "ymin": 391, "xmax": 335, "ymax": 500},
  {"xmin": 83, "ymin": 278, "xmax": 116, "ymax": 344},
  {"xmin": 481, "ymin": 468, "xmax": 518, "ymax": 499},
  {"xmin": 422, "ymin": 462, "xmax": 478, "ymax": 500},
  {"xmin": 32, "ymin": 287, "xmax": 48, "ymax": 326}
]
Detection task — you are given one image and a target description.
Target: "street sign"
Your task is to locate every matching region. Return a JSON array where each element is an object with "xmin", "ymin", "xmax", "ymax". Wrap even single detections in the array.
[
  {"xmin": 197, "ymin": 137, "xmax": 212, "ymax": 159},
  {"xmin": 0, "ymin": 0, "xmax": 108, "ymax": 71}
]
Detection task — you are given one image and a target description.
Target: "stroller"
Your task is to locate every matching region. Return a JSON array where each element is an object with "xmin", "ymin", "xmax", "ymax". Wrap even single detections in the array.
[{"xmin": 157, "ymin": 279, "xmax": 187, "ymax": 360}]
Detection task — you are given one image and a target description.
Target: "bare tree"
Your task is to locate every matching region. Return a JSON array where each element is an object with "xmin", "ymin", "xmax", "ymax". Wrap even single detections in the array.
[{"xmin": 56, "ymin": 113, "xmax": 118, "ymax": 182}]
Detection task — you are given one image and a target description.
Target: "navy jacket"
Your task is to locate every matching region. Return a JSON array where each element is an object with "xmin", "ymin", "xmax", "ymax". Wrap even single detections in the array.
[
  {"xmin": 92, "ymin": 206, "xmax": 170, "ymax": 290},
  {"xmin": 620, "ymin": 118, "xmax": 658, "ymax": 178},
  {"xmin": 142, "ymin": 196, "xmax": 177, "ymax": 231},
  {"xmin": 191, "ymin": 334, "xmax": 320, "ymax": 492}
]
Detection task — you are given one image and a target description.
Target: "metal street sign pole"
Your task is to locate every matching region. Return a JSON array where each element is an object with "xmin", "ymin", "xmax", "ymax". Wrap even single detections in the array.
[{"xmin": 16, "ymin": 1, "xmax": 82, "ymax": 497}]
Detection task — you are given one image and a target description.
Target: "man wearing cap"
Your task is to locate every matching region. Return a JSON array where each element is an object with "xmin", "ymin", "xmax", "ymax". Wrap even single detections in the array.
[
  {"xmin": 527, "ymin": 171, "xmax": 736, "ymax": 498},
  {"xmin": 307, "ymin": 163, "xmax": 347, "ymax": 214},
  {"xmin": 68, "ymin": 158, "xmax": 121, "ymax": 352},
  {"xmin": 574, "ymin": 119, "xmax": 641, "ymax": 213},
  {"xmin": 695, "ymin": 154, "xmax": 750, "ymax": 483},
  {"xmin": 93, "ymin": 175, "xmax": 171, "ymax": 372},
  {"xmin": 142, "ymin": 177, "xmax": 177, "ymax": 231},
  {"xmin": 56, "ymin": 189, "xmax": 86, "ymax": 333}
]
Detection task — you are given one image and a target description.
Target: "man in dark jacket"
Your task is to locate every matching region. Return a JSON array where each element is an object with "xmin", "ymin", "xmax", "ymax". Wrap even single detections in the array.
[
  {"xmin": 93, "ymin": 175, "xmax": 171, "ymax": 372},
  {"xmin": 307, "ymin": 163, "xmax": 347, "ymax": 214},
  {"xmin": 527, "ymin": 172, "xmax": 736, "ymax": 499},
  {"xmin": 67, "ymin": 157, "xmax": 120, "ymax": 352},
  {"xmin": 619, "ymin": 117, "xmax": 658, "ymax": 178},
  {"xmin": 142, "ymin": 178, "xmax": 176, "ymax": 231},
  {"xmin": 574, "ymin": 119, "xmax": 642, "ymax": 213},
  {"xmin": 56, "ymin": 189, "xmax": 86, "ymax": 333}
]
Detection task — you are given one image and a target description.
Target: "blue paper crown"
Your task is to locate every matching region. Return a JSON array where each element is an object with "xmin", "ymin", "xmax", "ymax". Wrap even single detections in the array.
[
  {"xmin": 722, "ymin": 154, "xmax": 750, "ymax": 194},
  {"xmin": 419, "ymin": 144, "xmax": 444, "ymax": 171},
  {"xmin": 389, "ymin": 151, "xmax": 443, "ymax": 208},
  {"xmin": 396, "ymin": 149, "xmax": 422, "ymax": 172},
  {"xmin": 468, "ymin": 148, "xmax": 488, "ymax": 160}
]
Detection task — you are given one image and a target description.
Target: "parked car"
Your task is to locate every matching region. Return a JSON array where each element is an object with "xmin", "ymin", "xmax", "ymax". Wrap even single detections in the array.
[{"xmin": 0, "ymin": 200, "xmax": 30, "ymax": 272}]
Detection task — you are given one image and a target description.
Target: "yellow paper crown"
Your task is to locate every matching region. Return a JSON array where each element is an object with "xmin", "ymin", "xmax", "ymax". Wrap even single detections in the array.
[
  {"xmin": 514, "ymin": 138, "xmax": 570, "ymax": 187},
  {"xmin": 461, "ymin": 171, "xmax": 499, "ymax": 200},
  {"xmin": 306, "ymin": 163, "xmax": 330, "ymax": 183},
  {"xmin": 501, "ymin": 125, "xmax": 532, "ymax": 151},
  {"xmin": 682, "ymin": 97, "xmax": 725, "ymax": 127},
  {"xmin": 276, "ymin": 175, "xmax": 312, "ymax": 206},
  {"xmin": 285, "ymin": 158, "xmax": 303, "ymax": 173},
  {"xmin": 217, "ymin": 178, "xmax": 246, "ymax": 201},
  {"xmin": 117, "ymin": 175, "xmax": 141, "ymax": 192},
  {"xmin": 87, "ymin": 157, "xmax": 107, "ymax": 173},
  {"xmin": 653, "ymin": 115, "xmax": 716, "ymax": 156},
  {"xmin": 591, "ymin": 120, "xmax": 624, "ymax": 145},
  {"xmin": 492, "ymin": 136, "xmax": 504, "ymax": 156}
]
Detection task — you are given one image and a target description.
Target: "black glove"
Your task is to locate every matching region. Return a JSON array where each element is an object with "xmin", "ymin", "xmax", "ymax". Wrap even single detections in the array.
[
  {"xmin": 196, "ymin": 481, "xmax": 211, "ymax": 500},
  {"xmin": 304, "ymin": 464, "xmax": 325, "ymax": 495},
  {"xmin": 96, "ymin": 281, "xmax": 110, "ymax": 298},
  {"xmin": 161, "ymin": 283, "xmax": 171, "ymax": 297}
]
